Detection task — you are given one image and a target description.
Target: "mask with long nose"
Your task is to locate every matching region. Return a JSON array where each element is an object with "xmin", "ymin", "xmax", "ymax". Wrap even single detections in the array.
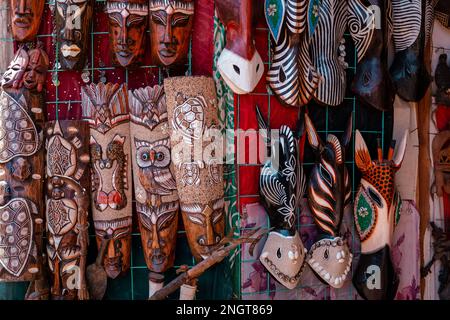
[
  {"xmin": 54, "ymin": 0, "xmax": 94, "ymax": 70},
  {"xmin": 10, "ymin": 0, "xmax": 44, "ymax": 42}
]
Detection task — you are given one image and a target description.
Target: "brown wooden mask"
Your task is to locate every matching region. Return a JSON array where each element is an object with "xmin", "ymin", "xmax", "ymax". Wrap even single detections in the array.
[
  {"xmin": 10, "ymin": 0, "xmax": 45, "ymax": 42},
  {"xmin": 353, "ymin": 130, "xmax": 407, "ymax": 300},
  {"xmin": 106, "ymin": 0, "xmax": 148, "ymax": 68},
  {"xmin": 81, "ymin": 83, "xmax": 132, "ymax": 279},
  {"xmin": 129, "ymin": 85, "xmax": 179, "ymax": 279},
  {"xmin": 54, "ymin": 0, "xmax": 94, "ymax": 70},
  {"xmin": 432, "ymin": 131, "xmax": 450, "ymax": 197},
  {"xmin": 216, "ymin": 0, "xmax": 263, "ymax": 94},
  {"xmin": 45, "ymin": 120, "xmax": 90, "ymax": 300},
  {"xmin": 0, "ymin": 47, "xmax": 49, "ymax": 299},
  {"xmin": 149, "ymin": 0, "xmax": 194, "ymax": 67},
  {"xmin": 164, "ymin": 76, "xmax": 224, "ymax": 262}
]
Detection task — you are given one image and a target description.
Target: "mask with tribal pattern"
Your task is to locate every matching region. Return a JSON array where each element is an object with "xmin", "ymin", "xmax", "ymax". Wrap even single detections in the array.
[
  {"xmin": 352, "ymin": 130, "xmax": 407, "ymax": 300},
  {"xmin": 305, "ymin": 113, "xmax": 353, "ymax": 288}
]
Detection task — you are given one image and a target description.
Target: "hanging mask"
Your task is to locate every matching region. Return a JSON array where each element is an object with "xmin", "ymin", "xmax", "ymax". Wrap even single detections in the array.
[
  {"xmin": 129, "ymin": 85, "xmax": 179, "ymax": 297},
  {"xmin": 310, "ymin": 0, "xmax": 348, "ymax": 107},
  {"xmin": 305, "ymin": 113, "xmax": 353, "ymax": 288},
  {"xmin": 106, "ymin": 0, "xmax": 148, "ymax": 68},
  {"xmin": 164, "ymin": 76, "xmax": 224, "ymax": 262},
  {"xmin": 434, "ymin": 54, "xmax": 450, "ymax": 106},
  {"xmin": 0, "ymin": 48, "xmax": 29, "ymax": 89},
  {"xmin": 216, "ymin": 0, "xmax": 264, "ymax": 94},
  {"xmin": 390, "ymin": 0, "xmax": 433, "ymax": 102},
  {"xmin": 265, "ymin": 0, "xmax": 321, "ymax": 107},
  {"xmin": 432, "ymin": 130, "xmax": 450, "ymax": 198},
  {"xmin": 353, "ymin": 130, "xmax": 407, "ymax": 300},
  {"xmin": 10, "ymin": 0, "xmax": 45, "ymax": 42},
  {"xmin": 149, "ymin": 0, "xmax": 194, "ymax": 68},
  {"xmin": 256, "ymin": 106, "xmax": 307, "ymax": 289},
  {"xmin": 348, "ymin": 0, "xmax": 395, "ymax": 111},
  {"xmin": 54, "ymin": 0, "xmax": 94, "ymax": 70},
  {"xmin": 81, "ymin": 83, "xmax": 133, "ymax": 279}
]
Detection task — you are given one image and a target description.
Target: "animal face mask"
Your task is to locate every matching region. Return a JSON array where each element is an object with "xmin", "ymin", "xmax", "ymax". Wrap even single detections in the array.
[
  {"xmin": 149, "ymin": 0, "xmax": 194, "ymax": 67},
  {"xmin": 352, "ymin": 130, "xmax": 407, "ymax": 300},
  {"xmin": 305, "ymin": 113, "xmax": 353, "ymax": 288},
  {"xmin": 216, "ymin": 0, "xmax": 264, "ymax": 94}
]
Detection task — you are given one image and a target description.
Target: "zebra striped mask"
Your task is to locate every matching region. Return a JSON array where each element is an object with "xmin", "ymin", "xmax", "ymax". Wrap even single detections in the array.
[
  {"xmin": 390, "ymin": 0, "xmax": 433, "ymax": 102},
  {"xmin": 257, "ymin": 107, "xmax": 307, "ymax": 289},
  {"xmin": 264, "ymin": 0, "xmax": 321, "ymax": 108},
  {"xmin": 305, "ymin": 114, "xmax": 353, "ymax": 289},
  {"xmin": 352, "ymin": 130, "xmax": 407, "ymax": 300},
  {"xmin": 216, "ymin": 0, "xmax": 264, "ymax": 94},
  {"xmin": 348, "ymin": 0, "xmax": 395, "ymax": 111}
]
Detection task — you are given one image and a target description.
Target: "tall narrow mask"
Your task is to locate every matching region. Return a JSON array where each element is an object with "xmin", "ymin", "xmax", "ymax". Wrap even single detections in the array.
[
  {"xmin": 305, "ymin": 113, "xmax": 353, "ymax": 288},
  {"xmin": 54, "ymin": 0, "xmax": 94, "ymax": 70},
  {"xmin": 10, "ymin": 0, "xmax": 45, "ymax": 42},
  {"xmin": 149, "ymin": 0, "xmax": 194, "ymax": 67},
  {"xmin": 257, "ymin": 107, "xmax": 307, "ymax": 289},
  {"xmin": 106, "ymin": 0, "xmax": 148, "ymax": 67},
  {"xmin": 216, "ymin": 0, "xmax": 264, "ymax": 94},
  {"xmin": 353, "ymin": 130, "xmax": 407, "ymax": 300}
]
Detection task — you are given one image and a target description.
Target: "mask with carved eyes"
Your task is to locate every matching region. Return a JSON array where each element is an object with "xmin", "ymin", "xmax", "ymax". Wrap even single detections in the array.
[
  {"xmin": 149, "ymin": 0, "xmax": 194, "ymax": 67},
  {"xmin": 352, "ymin": 130, "xmax": 407, "ymax": 300},
  {"xmin": 54, "ymin": 0, "xmax": 94, "ymax": 70},
  {"xmin": 23, "ymin": 48, "xmax": 49, "ymax": 93},
  {"xmin": 10, "ymin": 0, "xmax": 44, "ymax": 42},
  {"xmin": 135, "ymin": 139, "xmax": 171, "ymax": 169},
  {"xmin": 304, "ymin": 113, "xmax": 353, "ymax": 288},
  {"xmin": 1, "ymin": 48, "xmax": 28, "ymax": 89},
  {"xmin": 106, "ymin": 0, "xmax": 148, "ymax": 67}
]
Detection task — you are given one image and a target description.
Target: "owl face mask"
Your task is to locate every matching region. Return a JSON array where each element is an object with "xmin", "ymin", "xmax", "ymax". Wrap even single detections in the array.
[{"xmin": 129, "ymin": 85, "xmax": 179, "ymax": 277}]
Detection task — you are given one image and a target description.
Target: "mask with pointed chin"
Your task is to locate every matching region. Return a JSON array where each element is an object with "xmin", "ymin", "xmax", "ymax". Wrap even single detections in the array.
[
  {"xmin": 305, "ymin": 113, "xmax": 353, "ymax": 288},
  {"xmin": 216, "ymin": 0, "xmax": 264, "ymax": 94},
  {"xmin": 106, "ymin": 0, "xmax": 148, "ymax": 68},
  {"xmin": 149, "ymin": 0, "xmax": 194, "ymax": 67},
  {"xmin": 55, "ymin": 0, "xmax": 94, "ymax": 70},
  {"xmin": 10, "ymin": 0, "xmax": 44, "ymax": 42},
  {"xmin": 352, "ymin": 130, "xmax": 407, "ymax": 300}
]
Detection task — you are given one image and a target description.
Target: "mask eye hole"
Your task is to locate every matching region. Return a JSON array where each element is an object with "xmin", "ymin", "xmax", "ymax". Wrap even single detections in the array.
[
  {"xmin": 277, "ymin": 248, "xmax": 282, "ymax": 259},
  {"xmin": 256, "ymin": 63, "xmax": 260, "ymax": 73},
  {"xmin": 319, "ymin": 164, "xmax": 333, "ymax": 187},
  {"xmin": 324, "ymin": 248, "xmax": 329, "ymax": 260},
  {"xmin": 368, "ymin": 187, "xmax": 383, "ymax": 208},
  {"xmin": 233, "ymin": 65, "xmax": 240, "ymax": 75}
]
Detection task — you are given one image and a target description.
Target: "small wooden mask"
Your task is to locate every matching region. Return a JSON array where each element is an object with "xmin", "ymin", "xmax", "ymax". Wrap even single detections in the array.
[
  {"xmin": 216, "ymin": 0, "xmax": 264, "ymax": 94},
  {"xmin": 10, "ymin": 0, "xmax": 45, "ymax": 42},
  {"xmin": 106, "ymin": 0, "xmax": 148, "ymax": 67},
  {"xmin": 164, "ymin": 76, "xmax": 224, "ymax": 262},
  {"xmin": 129, "ymin": 85, "xmax": 179, "ymax": 276},
  {"xmin": 432, "ymin": 130, "xmax": 450, "ymax": 197},
  {"xmin": 54, "ymin": 0, "xmax": 94, "ymax": 70},
  {"xmin": 257, "ymin": 107, "xmax": 307, "ymax": 289},
  {"xmin": 81, "ymin": 83, "xmax": 133, "ymax": 279},
  {"xmin": 305, "ymin": 113, "xmax": 353, "ymax": 288},
  {"xmin": 353, "ymin": 130, "xmax": 407, "ymax": 300},
  {"xmin": 149, "ymin": 0, "xmax": 194, "ymax": 67}
]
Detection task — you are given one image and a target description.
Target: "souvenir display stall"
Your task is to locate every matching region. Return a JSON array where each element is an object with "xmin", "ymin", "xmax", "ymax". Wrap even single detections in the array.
[{"xmin": 0, "ymin": 0, "xmax": 448, "ymax": 301}]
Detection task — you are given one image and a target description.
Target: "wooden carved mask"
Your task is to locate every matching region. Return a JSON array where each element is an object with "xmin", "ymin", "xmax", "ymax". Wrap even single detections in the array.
[
  {"xmin": 257, "ymin": 107, "xmax": 307, "ymax": 289},
  {"xmin": 0, "ymin": 47, "xmax": 48, "ymax": 298},
  {"xmin": 305, "ymin": 113, "xmax": 353, "ymax": 288},
  {"xmin": 81, "ymin": 83, "xmax": 132, "ymax": 279},
  {"xmin": 432, "ymin": 131, "xmax": 450, "ymax": 198},
  {"xmin": 129, "ymin": 85, "xmax": 179, "ymax": 274},
  {"xmin": 106, "ymin": 0, "xmax": 148, "ymax": 67},
  {"xmin": 348, "ymin": 0, "xmax": 395, "ymax": 111},
  {"xmin": 216, "ymin": 0, "xmax": 264, "ymax": 94},
  {"xmin": 10, "ymin": 0, "xmax": 45, "ymax": 42},
  {"xmin": 353, "ymin": 130, "xmax": 407, "ymax": 300},
  {"xmin": 265, "ymin": 0, "xmax": 321, "ymax": 107},
  {"xmin": 55, "ymin": 0, "xmax": 94, "ymax": 70},
  {"xmin": 149, "ymin": 0, "xmax": 194, "ymax": 67},
  {"xmin": 164, "ymin": 76, "xmax": 224, "ymax": 262}
]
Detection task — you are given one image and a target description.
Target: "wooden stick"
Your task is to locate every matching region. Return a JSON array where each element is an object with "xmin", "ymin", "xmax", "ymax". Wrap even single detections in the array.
[{"xmin": 149, "ymin": 229, "xmax": 265, "ymax": 300}]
